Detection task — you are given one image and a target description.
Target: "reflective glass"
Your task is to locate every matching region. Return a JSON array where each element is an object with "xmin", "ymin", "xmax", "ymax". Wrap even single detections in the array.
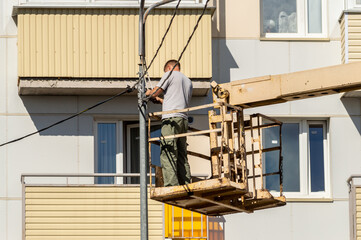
[
  {"xmin": 262, "ymin": 0, "xmax": 298, "ymax": 33},
  {"xmin": 309, "ymin": 124, "xmax": 325, "ymax": 192},
  {"xmin": 263, "ymin": 123, "xmax": 300, "ymax": 192},
  {"xmin": 128, "ymin": 125, "xmax": 161, "ymax": 184},
  {"xmin": 308, "ymin": 0, "xmax": 322, "ymax": 33},
  {"xmin": 96, "ymin": 123, "xmax": 117, "ymax": 184}
]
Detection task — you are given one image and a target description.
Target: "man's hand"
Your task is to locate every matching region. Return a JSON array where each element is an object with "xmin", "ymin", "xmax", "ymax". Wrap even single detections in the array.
[{"xmin": 150, "ymin": 96, "xmax": 163, "ymax": 104}]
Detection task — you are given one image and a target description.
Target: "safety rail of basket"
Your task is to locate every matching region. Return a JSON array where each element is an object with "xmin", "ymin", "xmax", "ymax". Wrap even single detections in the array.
[{"xmin": 147, "ymin": 102, "xmax": 283, "ymax": 198}]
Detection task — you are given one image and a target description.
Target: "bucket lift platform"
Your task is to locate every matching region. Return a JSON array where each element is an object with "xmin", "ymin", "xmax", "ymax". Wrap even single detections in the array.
[
  {"xmin": 148, "ymin": 102, "xmax": 286, "ymax": 216},
  {"xmin": 150, "ymin": 177, "xmax": 285, "ymax": 216}
]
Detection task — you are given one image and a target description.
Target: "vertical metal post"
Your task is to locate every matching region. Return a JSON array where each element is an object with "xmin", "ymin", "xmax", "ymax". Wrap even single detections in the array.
[{"xmin": 138, "ymin": 1, "xmax": 148, "ymax": 240}]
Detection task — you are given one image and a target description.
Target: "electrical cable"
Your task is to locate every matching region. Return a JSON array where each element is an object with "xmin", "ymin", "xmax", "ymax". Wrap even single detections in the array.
[
  {"xmin": 0, "ymin": 86, "xmax": 134, "ymax": 148},
  {"xmin": 144, "ymin": 0, "xmax": 210, "ymax": 102}
]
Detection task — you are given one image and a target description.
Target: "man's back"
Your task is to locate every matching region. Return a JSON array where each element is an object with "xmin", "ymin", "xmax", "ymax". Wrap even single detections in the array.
[{"xmin": 157, "ymin": 71, "xmax": 193, "ymax": 119}]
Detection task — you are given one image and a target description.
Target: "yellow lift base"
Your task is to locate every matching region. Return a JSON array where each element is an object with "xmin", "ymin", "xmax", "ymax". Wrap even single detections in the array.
[{"xmin": 150, "ymin": 178, "xmax": 285, "ymax": 216}]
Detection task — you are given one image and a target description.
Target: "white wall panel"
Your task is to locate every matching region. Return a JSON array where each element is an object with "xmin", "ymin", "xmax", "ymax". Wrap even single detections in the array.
[
  {"xmin": 289, "ymin": 94, "xmax": 360, "ymax": 116},
  {"xmin": 0, "ymin": 201, "xmax": 6, "ymax": 240},
  {"xmin": 5, "ymin": 0, "xmax": 18, "ymax": 36},
  {"xmin": 223, "ymin": 40, "xmax": 290, "ymax": 81},
  {"xmin": 328, "ymin": 0, "xmax": 343, "ymax": 39},
  {"xmin": 225, "ymin": 204, "xmax": 293, "ymax": 240},
  {"xmin": 0, "ymin": 0, "xmax": 6, "ymax": 36},
  {"xmin": 0, "ymin": 38, "xmax": 6, "ymax": 114},
  {"xmin": 7, "ymin": 115, "xmax": 79, "ymax": 197},
  {"xmin": 291, "ymin": 201, "xmax": 349, "ymax": 240},
  {"xmin": 290, "ymin": 41, "xmax": 341, "ymax": 72},
  {"xmin": 329, "ymin": 117, "xmax": 361, "ymax": 199},
  {"xmin": 0, "ymin": 117, "xmax": 6, "ymax": 198},
  {"xmin": 78, "ymin": 116, "xmax": 95, "ymax": 179},
  {"xmin": 7, "ymin": 200, "xmax": 22, "ymax": 240}
]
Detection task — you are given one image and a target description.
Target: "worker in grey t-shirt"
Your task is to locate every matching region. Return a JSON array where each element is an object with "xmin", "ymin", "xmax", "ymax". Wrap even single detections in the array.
[{"xmin": 146, "ymin": 60, "xmax": 193, "ymax": 186}]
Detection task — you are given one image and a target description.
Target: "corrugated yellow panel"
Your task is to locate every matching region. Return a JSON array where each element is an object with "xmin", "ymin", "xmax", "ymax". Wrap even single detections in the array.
[
  {"xmin": 18, "ymin": 8, "xmax": 212, "ymax": 79},
  {"xmin": 25, "ymin": 186, "xmax": 163, "ymax": 240},
  {"xmin": 164, "ymin": 204, "xmax": 207, "ymax": 240},
  {"xmin": 349, "ymin": 14, "xmax": 361, "ymax": 20}
]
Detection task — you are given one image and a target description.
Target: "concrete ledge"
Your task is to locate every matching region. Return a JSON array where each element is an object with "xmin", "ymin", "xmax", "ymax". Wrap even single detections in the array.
[{"xmin": 18, "ymin": 78, "xmax": 210, "ymax": 96}]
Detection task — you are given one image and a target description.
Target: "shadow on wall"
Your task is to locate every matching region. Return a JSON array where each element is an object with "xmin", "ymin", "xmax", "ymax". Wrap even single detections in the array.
[
  {"xmin": 212, "ymin": 0, "xmax": 239, "ymax": 85},
  {"xmin": 341, "ymin": 97, "xmax": 361, "ymax": 135},
  {"xmin": 18, "ymin": 95, "xmax": 145, "ymax": 137}
]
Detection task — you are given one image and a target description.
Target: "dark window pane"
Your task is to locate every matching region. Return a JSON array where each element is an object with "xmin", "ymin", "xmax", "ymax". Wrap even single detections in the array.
[
  {"xmin": 262, "ymin": 0, "xmax": 297, "ymax": 33},
  {"xmin": 263, "ymin": 123, "xmax": 300, "ymax": 192},
  {"xmin": 96, "ymin": 123, "xmax": 116, "ymax": 184},
  {"xmin": 128, "ymin": 125, "xmax": 161, "ymax": 184},
  {"xmin": 309, "ymin": 124, "xmax": 325, "ymax": 192}
]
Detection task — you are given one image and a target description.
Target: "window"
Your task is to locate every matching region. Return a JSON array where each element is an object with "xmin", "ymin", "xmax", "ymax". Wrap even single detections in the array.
[
  {"xmin": 262, "ymin": 120, "xmax": 330, "ymax": 198},
  {"xmin": 261, "ymin": 0, "xmax": 327, "ymax": 38},
  {"xmin": 95, "ymin": 121, "xmax": 123, "ymax": 184},
  {"xmin": 95, "ymin": 121, "xmax": 161, "ymax": 184},
  {"xmin": 126, "ymin": 124, "xmax": 161, "ymax": 184}
]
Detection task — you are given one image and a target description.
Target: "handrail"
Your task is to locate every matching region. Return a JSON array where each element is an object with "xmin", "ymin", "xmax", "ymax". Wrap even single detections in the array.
[
  {"xmin": 21, "ymin": 173, "xmax": 154, "ymax": 184},
  {"xmin": 347, "ymin": 175, "xmax": 361, "ymax": 189},
  {"xmin": 21, "ymin": 173, "xmax": 208, "ymax": 184}
]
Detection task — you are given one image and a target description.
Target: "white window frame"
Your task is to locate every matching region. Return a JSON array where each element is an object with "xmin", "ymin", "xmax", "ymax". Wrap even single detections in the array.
[
  {"xmin": 94, "ymin": 120, "xmax": 124, "ymax": 184},
  {"xmin": 267, "ymin": 119, "xmax": 330, "ymax": 199},
  {"xmin": 345, "ymin": 0, "xmax": 361, "ymax": 9},
  {"xmin": 262, "ymin": 0, "xmax": 328, "ymax": 39}
]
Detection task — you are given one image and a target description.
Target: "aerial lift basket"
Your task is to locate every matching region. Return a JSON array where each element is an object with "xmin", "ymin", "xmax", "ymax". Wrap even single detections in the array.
[{"xmin": 148, "ymin": 102, "xmax": 286, "ymax": 216}]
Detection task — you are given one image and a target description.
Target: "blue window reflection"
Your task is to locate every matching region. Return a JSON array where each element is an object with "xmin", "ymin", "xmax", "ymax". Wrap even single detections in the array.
[
  {"xmin": 309, "ymin": 124, "xmax": 325, "ymax": 192},
  {"xmin": 96, "ymin": 123, "xmax": 117, "ymax": 184}
]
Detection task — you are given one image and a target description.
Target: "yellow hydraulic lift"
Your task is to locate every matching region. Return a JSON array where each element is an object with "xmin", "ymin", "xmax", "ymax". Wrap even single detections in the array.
[{"xmin": 148, "ymin": 61, "xmax": 361, "ymax": 216}]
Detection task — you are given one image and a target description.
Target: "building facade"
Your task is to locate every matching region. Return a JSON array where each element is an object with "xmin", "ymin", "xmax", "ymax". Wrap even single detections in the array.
[{"xmin": 1, "ymin": 0, "xmax": 361, "ymax": 239}]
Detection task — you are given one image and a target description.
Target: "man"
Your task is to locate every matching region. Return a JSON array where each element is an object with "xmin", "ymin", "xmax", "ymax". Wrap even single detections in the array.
[{"xmin": 146, "ymin": 60, "xmax": 193, "ymax": 187}]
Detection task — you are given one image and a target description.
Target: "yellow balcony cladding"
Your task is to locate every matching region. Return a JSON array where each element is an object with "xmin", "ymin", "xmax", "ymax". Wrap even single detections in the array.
[
  {"xmin": 339, "ymin": 11, "xmax": 361, "ymax": 97},
  {"xmin": 340, "ymin": 11, "xmax": 361, "ymax": 64},
  {"xmin": 24, "ymin": 186, "xmax": 163, "ymax": 240},
  {"xmin": 15, "ymin": 7, "xmax": 213, "ymax": 95}
]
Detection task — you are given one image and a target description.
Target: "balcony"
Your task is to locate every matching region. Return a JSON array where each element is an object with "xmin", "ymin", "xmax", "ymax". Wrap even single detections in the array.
[
  {"xmin": 21, "ymin": 173, "xmax": 224, "ymax": 240},
  {"xmin": 13, "ymin": 6, "xmax": 214, "ymax": 96}
]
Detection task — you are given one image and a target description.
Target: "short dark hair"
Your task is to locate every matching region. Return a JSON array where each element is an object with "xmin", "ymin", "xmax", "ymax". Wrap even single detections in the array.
[{"xmin": 164, "ymin": 59, "xmax": 180, "ymax": 72}]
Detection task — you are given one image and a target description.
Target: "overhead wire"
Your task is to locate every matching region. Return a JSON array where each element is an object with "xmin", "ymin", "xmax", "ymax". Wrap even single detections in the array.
[
  {"xmin": 0, "ymin": 0, "xmax": 209, "ymax": 148},
  {"xmin": 144, "ymin": 0, "xmax": 210, "ymax": 102},
  {"xmin": 0, "ymin": 87, "xmax": 134, "ymax": 148}
]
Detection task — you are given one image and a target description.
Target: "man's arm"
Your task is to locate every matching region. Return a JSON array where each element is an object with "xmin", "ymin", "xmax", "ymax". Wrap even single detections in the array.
[
  {"xmin": 146, "ymin": 86, "xmax": 164, "ymax": 97},
  {"xmin": 146, "ymin": 87, "xmax": 164, "ymax": 104}
]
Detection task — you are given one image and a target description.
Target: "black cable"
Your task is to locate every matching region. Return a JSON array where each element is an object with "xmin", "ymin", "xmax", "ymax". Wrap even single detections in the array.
[
  {"xmin": 0, "ymin": 86, "xmax": 134, "ymax": 148},
  {"xmin": 145, "ymin": 0, "xmax": 210, "ymax": 102}
]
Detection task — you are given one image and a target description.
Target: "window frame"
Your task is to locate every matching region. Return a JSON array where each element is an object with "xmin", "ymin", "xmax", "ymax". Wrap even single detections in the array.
[
  {"xmin": 94, "ymin": 120, "xmax": 124, "ymax": 184},
  {"xmin": 261, "ymin": 0, "xmax": 328, "ymax": 39},
  {"xmin": 266, "ymin": 119, "xmax": 331, "ymax": 199},
  {"xmin": 344, "ymin": 0, "xmax": 361, "ymax": 9}
]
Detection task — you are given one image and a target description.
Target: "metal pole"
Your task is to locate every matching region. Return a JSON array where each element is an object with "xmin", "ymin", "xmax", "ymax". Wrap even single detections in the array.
[
  {"xmin": 138, "ymin": 1, "xmax": 176, "ymax": 240},
  {"xmin": 138, "ymin": 1, "xmax": 148, "ymax": 240}
]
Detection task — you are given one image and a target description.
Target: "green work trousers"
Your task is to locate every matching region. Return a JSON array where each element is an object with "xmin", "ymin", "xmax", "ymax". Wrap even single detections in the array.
[{"xmin": 160, "ymin": 117, "xmax": 191, "ymax": 187}]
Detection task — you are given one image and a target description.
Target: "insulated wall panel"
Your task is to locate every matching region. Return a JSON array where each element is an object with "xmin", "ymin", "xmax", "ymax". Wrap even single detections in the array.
[
  {"xmin": 24, "ymin": 186, "xmax": 163, "ymax": 240},
  {"xmin": 17, "ymin": 8, "xmax": 212, "ymax": 79}
]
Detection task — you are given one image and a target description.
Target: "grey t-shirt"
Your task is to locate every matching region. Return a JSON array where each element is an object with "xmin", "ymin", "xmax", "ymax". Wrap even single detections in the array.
[{"xmin": 156, "ymin": 71, "xmax": 193, "ymax": 119}]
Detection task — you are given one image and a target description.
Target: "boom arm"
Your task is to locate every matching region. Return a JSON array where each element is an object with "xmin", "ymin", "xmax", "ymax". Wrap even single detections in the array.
[{"xmin": 212, "ymin": 62, "xmax": 361, "ymax": 108}]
